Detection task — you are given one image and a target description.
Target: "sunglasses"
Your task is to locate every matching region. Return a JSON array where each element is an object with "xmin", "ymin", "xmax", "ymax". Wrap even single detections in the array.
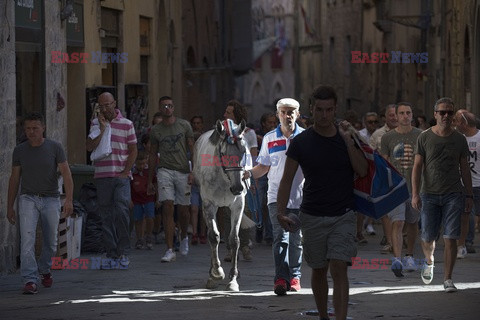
[{"xmin": 435, "ymin": 110, "xmax": 454, "ymax": 116}]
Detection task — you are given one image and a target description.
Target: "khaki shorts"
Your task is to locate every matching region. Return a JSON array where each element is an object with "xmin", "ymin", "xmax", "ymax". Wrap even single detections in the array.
[
  {"xmin": 157, "ymin": 168, "xmax": 191, "ymax": 206},
  {"xmin": 300, "ymin": 210, "xmax": 357, "ymax": 269},
  {"xmin": 387, "ymin": 199, "xmax": 420, "ymax": 224}
]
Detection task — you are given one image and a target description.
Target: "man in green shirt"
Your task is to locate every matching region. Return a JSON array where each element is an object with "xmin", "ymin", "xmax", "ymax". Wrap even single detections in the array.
[{"xmin": 412, "ymin": 97, "xmax": 473, "ymax": 292}]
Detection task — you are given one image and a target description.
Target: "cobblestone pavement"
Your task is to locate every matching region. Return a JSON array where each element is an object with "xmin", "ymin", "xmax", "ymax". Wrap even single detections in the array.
[{"xmin": 1, "ymin": 228, "xmax": 480, "ymax": 319}]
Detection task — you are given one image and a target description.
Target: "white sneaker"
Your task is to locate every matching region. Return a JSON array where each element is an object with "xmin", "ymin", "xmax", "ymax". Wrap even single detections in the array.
[
  {"xmin": 180, "ymin": 237, "xmax": 189, "ymax": 256},
  {"xmin": 161, "ymin": 249, "xmax": 176, "ymax": 262},
  {"xmin": 365, "ymin": 224, "xmax": 376, "ymax": 235},
  {"xmin": 403, "ymin": 255, "xmax": 417, "ymax": 272},
  {"xmin": 421, "ymin": 261, "xmax": 434, "ymax": 284},
  {"xmin": 457, "ymin": 246, "xmax": 467, "ymax": 259}
]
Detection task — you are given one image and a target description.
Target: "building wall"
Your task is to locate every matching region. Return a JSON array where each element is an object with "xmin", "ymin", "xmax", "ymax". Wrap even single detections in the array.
[{"xmin": 0, "ymin": 0, "xmax": 18, "ymax": 274}]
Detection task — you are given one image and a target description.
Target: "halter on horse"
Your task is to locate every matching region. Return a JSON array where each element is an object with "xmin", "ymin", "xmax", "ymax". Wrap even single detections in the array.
[{"xmin": 193, "ymin": 119, "xmax": 251, "ymax": 291}]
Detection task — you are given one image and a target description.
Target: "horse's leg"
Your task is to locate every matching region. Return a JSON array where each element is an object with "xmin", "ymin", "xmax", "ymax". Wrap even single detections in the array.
[
  {"xmin": 226, "ymin": 198, "xmax": 244, "ymax": 291},
  {"xmin": 203, "ymin": 201, "xmax": 224, "ymax": 289}
]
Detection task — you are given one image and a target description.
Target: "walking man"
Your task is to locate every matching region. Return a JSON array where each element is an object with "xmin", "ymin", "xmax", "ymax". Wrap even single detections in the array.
[
  {"xmin": 277, "ymin": 86, "xmax": 368, "ymax": 320},
  {"xmin": 7, "ymin": 112, "xmax": 74, "ymax": 294},
  {"xmin": 245, "ymin": 98, "xmax": 304, "ymax": 295},
  {"xmin": 148, "ymin": 96, "xmax": 194, "ymax": 262},
  {"xmin": 412, "ymin": 97, "xmax": 473, "ymax": 292},
  {"xmin": 86, "ymin": 92, "xmax": 138, "ymax": 268},
  {"xmin": 380, "ymin": 102, "xmax": 422, "ymax": 277}
]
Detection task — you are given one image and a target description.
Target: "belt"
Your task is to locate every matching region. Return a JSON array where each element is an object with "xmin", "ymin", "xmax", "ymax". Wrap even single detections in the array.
[{"xmin": 24, "ymin": 192, "xmax": 54, "ymax": 198}]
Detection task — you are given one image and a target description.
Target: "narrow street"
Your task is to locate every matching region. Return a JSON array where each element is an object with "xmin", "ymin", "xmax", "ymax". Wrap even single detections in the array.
[{"xmin": 1, "ymin": 229, "xmax": 480, "ymax": 319}]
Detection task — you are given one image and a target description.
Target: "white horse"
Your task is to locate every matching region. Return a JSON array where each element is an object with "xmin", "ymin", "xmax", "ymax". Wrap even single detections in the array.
[{"xmin": 193, "ymin": 119, "xmax": 251, "ymax": 291}]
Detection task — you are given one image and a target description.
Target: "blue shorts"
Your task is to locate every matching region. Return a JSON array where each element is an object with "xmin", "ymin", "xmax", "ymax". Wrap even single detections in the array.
[
  {"xmin": 133, "ymin": 202, "xmax": 155, "ymax": 221},
  {"xmin": 420, "ymin": 192, "xmax": 463, "ymax": 242},
  {"xmin": 190, "ymin": 184, "xmax": 202, "ymax": 207}
]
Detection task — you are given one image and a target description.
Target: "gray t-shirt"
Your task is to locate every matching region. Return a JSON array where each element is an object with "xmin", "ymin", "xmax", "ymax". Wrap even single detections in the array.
[
  {"xmin": 415, "ymin": 128, "xmax": 469, "ymax": 194},
  {"xmin": 12, "ymin": 139, "xmax": 66, "ymax": 197},
  {"xmin": 150, "ymin": 118, "xmax": 194, "ymax": 173},
  {"xmin": 381, "ymin": 127, "xmax": 422, "ymax": 193}
]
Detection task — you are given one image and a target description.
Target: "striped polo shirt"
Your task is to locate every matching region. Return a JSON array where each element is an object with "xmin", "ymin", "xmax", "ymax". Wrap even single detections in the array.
[{"xmin": 90, "ymin": 109, "xmax": 137, "ymax": 178}]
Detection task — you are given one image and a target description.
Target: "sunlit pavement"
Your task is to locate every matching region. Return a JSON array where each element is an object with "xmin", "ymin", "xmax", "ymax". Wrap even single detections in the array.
[{"xmin": 1, "ymin": 229, "xmax": 480, "ymax": 320}]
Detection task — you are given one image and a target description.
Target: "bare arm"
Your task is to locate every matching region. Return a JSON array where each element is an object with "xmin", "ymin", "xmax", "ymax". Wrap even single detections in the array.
[
  {"xmin": 147, "ymin": 142, "xmax": 159, "ymax": 195},
  {"xmin": 411, "ymin": 154, "xmax": 424, "ymax": 210},
  {"xmin": 119, "ymin": 143, "xmax": 137, "ymax": 178},
  {"xmin": 58, "ymin": 161, "xmax": 74, "ymax": 217},
  {"xmin": 460, "ymin": 155, "xmax": 474, "ymax": 213},
  {"xmin": 7, "ymin": 166, "xmax": 21, "ymax": 225},
  {"xmin": 277, "ymin": 157, "xmax": 299, "ymax": 231}
]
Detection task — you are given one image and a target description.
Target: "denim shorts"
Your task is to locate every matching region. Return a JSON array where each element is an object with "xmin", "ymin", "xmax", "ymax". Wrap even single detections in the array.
[
  {"xmin": 133, "ymin": 202, "xmax": 155, "ymax": 221},
  {"xmin": 420, "ymin": 192, "xmax": 463, "ymax": 242}
]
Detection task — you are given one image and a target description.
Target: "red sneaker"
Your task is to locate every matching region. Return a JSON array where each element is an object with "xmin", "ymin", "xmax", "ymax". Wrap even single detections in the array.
[
  {"xmin": 274, "ymin": 279, "xmax": 287, "ymax": 296},
  {"xmin": 191, "ymin": 234, "xmax": 199, "ymax": 245},
  {"xmin": 41, "ymin": 273, "xmax": 53, "ymax": 288},
  {"xmin": 23, "ymin": 282, "xmax": 38, "ymax": 294},
  {"xmin": 290, "ymin": 278, "xmax": 301, "ymax": 292}
]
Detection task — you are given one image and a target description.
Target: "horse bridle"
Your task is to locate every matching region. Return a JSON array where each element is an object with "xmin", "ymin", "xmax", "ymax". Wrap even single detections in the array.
[{"xmin": 217, "ymin": 139, "xmax": 246, "ymax": 187}]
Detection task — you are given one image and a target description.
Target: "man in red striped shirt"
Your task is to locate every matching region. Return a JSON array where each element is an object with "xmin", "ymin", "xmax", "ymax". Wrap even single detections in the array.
[{"xmin": 87, "ymin": 92, "xmax": 138, "ymax": 268}]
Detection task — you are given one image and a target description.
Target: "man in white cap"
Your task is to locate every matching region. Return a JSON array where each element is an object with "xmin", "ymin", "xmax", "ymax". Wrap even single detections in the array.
[{"xmin": 244, "ymin": 98, "xmax": 305, "ymax": 295}]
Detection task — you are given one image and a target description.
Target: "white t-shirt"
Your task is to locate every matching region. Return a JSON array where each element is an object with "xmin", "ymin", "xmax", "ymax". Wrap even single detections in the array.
[
  {"xmin": 257, "ymin": 125, "xmax": 304, "ymax": 208},
  {"xmin": 243, "ymin": 127, "xmax": 258, "ymax": 151},
  {"xmin": 465, "ymin": 130, "xmax": 480, "ymax": 187}
]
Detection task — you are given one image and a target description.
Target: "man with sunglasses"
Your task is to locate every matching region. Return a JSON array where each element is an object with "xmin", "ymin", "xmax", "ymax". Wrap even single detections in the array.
[
  {"xmin": 147, "ymin": 96, "xmax": 194, "ymax": 262},
  {"xmin": 86, "ymin": 92, "xmax": 138, "ymax": 269},
  {"xmin": 412, "ymin": 97, "xmax": 473, "ymax": 293}
]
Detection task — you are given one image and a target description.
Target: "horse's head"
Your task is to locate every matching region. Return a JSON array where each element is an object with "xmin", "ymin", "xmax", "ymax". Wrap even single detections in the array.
[{"xmin": 210, "ymin": 119, "xmax": 248, "ymax": 196}]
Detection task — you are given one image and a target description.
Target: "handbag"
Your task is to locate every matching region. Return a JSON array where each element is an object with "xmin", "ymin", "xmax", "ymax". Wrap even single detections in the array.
[
  {"xmin": 89, "ymin": 120, "xmax": 112, "ymax": 162},
  {"xmin": 352, "ymin": 131, "xmax": 409, "ymax": 219}
]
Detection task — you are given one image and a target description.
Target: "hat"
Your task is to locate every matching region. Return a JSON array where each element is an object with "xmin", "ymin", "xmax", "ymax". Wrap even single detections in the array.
[{"xmin": 276, "ymin": 98, "xmax": 300, "ymax": 110}]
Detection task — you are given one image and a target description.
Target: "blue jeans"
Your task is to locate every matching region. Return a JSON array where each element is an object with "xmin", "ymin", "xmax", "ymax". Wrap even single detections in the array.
[
  {"xmin": 96, "ymin": 177, "xmax": 131, "ymax": 258},
  {"xmin": 420, "ymin": 192, "xmax": 463, "ymax": 242},
  {"xmin": 257, "ymin": 175, "xmax": 273, "ymax": 240},
  {"xmin": 18, "ymin": 194, "xmax": 61, "ymax": 284},
  {"xmin": 268, "ymin": 203, "xmax": 302, "ymax": 282}
]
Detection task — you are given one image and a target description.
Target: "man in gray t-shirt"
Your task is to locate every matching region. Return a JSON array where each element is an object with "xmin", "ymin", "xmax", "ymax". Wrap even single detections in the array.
[
  {"xmin": 412, "ymin": 98, "xmax": 472, "ymax": 292},
  {"xmin": 7, "ymin": 112, "xmax": 73, "ymax": 294},
  {"xmin": 381, "ymin": 102, "xmax": 422, "ymax": 277}
]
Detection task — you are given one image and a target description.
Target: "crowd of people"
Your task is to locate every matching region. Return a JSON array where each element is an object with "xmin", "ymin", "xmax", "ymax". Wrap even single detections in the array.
[{"xmin": 7, "ymin": 87, "xmax": 480, "ymax": 320}]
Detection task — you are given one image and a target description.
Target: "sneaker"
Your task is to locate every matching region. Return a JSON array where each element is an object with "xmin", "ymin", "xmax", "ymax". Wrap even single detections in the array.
[
  {"xmin": 180, "ymin": 237, "xmax": 189, "ymax": 256},
  {"xmin": 421, "ymin": 261, "xmax": 434, "ymax": 284},
  {"xmin": 365, "ymin": 224, "xmax": 376, "ymax": 235},
  {"xmin": 40, "ymin": 273, "xmax": 53, "ymax": 287},
  {"xmin": 274, "ymin": 279, "xmax": 288, "ymax": 296},
  {"xmin": 381, "ymin": 244, "xmax": 393, "ymax": 254},
  {"xmin": 145, "ymin": 235, "xmax": 153, "ymax": 250},
  {"xmin": 200, "ymin": 235, "xmax": 207, "ymax": 244},
  {"xmin": 161, "ymin": 249, "xmax": 176, "ymax": 262},
  {"xmin": 224, "ymin": 251, "xmax": 232, "ymax": 262},
  {"xmin": 444, "ymin": 279, "xmax": 458, "ymax": 293},
  {"xmin": 356, "ymin": 234, "xmax": 368, "ymax": 244},
  {"xmin": 380, "ymin": 235, "xmax": 387, "ymax": 246},
  {"xmin": 191, "ymin": 234, "xmax": 199, "ymax": 245},
  {"xmin": 135, "ymin": 239, "xmax": 145, "ymax": 250},
  {"xmin": 466, "ymin": 244, "xmax": 476, "ymax": 253},
  {"xmin": 457, "ymin": 245, "xmax": 467, "ymax": 259},
  {"xmin": 290, "ymin": 278, "xmax": 301, "ymax": 292},
  {"xmin": 403, "ymin": 255, "xmax": 417, "ymax": 272},
  {"xmin": 391, "ymin": 257, "xmax": 404, "ymax": 278},
  {"xmin": 119, "ymin": 255, "xmax": 130, "ymax": 269},
  {"xmin": 241, "ymin": 246, "xmax": 252, "ymax": 261},
  {"xmin": 23, "ymin": 282, "xmax": 38, "ymax": 294}
]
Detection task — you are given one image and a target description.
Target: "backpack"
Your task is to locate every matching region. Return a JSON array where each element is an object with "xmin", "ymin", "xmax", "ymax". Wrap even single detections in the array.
[{"xmin": 352, "ymin": 133, "xmax": 410, "ymax": 219}]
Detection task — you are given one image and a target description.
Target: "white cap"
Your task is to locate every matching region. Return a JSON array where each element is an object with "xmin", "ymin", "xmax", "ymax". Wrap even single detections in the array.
[{"xmin": 276, "ymin": 98, "xmax": 300, "ymax": 110}]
